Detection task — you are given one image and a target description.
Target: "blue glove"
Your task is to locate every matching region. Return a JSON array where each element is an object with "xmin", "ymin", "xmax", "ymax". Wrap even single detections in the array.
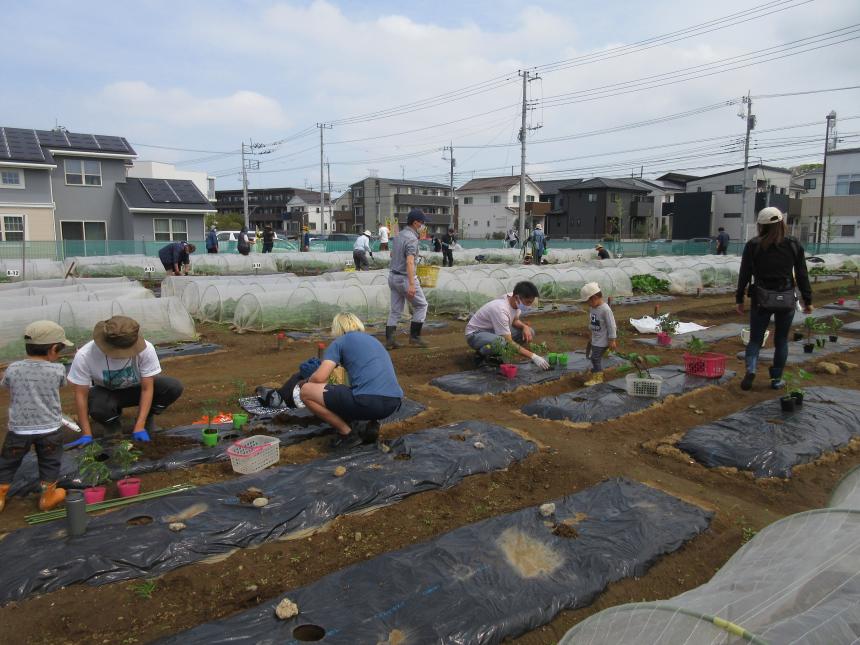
[
  {"xmin": 65, "ymin": 435, "xmax": 93, "ymax": 450},
  {"xmin": 132, "ymin": 430, "xmax": 151, "ymax": 442}
]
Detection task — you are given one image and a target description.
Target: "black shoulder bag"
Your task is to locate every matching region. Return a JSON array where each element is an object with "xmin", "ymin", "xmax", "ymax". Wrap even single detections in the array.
[{"xmin": 752, "ymin": 240, "xmax": 798, "ymax": 312}]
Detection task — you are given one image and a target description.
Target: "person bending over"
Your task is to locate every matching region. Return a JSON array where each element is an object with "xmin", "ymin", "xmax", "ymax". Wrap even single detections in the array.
[{"xmin": 300, "ymin": 313, "xmax": 403, "ymax": 450}]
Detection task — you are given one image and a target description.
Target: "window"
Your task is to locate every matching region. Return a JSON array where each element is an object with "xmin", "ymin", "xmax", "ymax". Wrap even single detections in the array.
[
  {"xmin": 491, "ymin": 195, "xmax": 501, "ymax": 203},
  {"xmin": 473, "ymin": 220, "xmax": 478, "ymax": 226},
  {"xmin": 153, "ymin": 218, "xmax": 188, "ymax": 241},
  {"xmin": 486, "ymin": 220, "xmax": 490, "ymax": 227},
  {"xmin": 526, "ymin": 194, "xmax": 535, "ymax": 202},
  {"xmin": 697, "ymin": 187, "xmax": 702, "ymax": 192},
  {"xmin": 64, "ymin": 159, "xmax": 102, "ymax": 186},
  {"xmin": 0, "ymin": 169, "xmax": 24, "ymax": 189},
  {"xmin": 513, "ymin": 195, "xmax": 519, "ymax": 203},
  {"xmin": 60, "ymin": 220, "xmax": 106, "ymax": 241},
  {"xmin": 836, "ymin": 174, "xmax": 860, "ymax": 195},
  {"xmin": 587, "ymin": 193, "xmax": 597, "ymax": 202},
  {"xmin": 353, "ymin": 188, "xmax": 363, "ymax": 198},
  {"xmin": 723, "ymin": 213, "xmax": 742, "ymax": 218},
  {"xmin": 1, "ymin": 215, "xmax": 24, "ymax": 241},
  {"xmin": 841, "ymin": 225, "xmax": 856, "ymax": 237},
  {"xmin": 780, "ymin": 188, "xmax": 786, "ymax": 195},
  {"xmin": 803, "ymin": 178, "xmax": 817, "ymax": 190},
  {"xmin": 610, "ymin": 193, "xmax": 619, "ymax": 203},
  {"xmin": 725, "ymin": 185, "xmax": 743, "ymax": 194},
  {"xmin": 463, "ymin": 196, "xmax": 473, "ymax": 205}
]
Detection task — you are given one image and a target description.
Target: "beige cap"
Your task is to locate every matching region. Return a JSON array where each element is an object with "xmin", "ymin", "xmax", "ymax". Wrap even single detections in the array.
[
  {"xmin": 757, "ymin": 206, "xmax": 784, "ymax": 225},
  {"xmin": 24, "ymin": 320, "xmax": 74, "ymax": 347},
  {"xmin": 363, "ymin": 230, "xmax": 373, "ymax": 237},
  {"xmin": 595, "ymin": 243, "xmax": 604, "ymax": 249},
  {"xmin": 93, "ymin": 315, "xmax": 146, "ymax": 358},
  {"xmin": 579, "ymin": 282, "xmax": 601, "ymax": 301}
]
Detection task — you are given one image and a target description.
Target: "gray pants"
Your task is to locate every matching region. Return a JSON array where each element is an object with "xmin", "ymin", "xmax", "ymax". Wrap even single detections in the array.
[
  {"xmin": 590, "ymin": 345, "xmax": 608, "ymax": 372},
  {"xmin": 387, "ymin": 273, "xmax": 427, "ymax": 325},
  {"xmin": 353, "ymin": 250, "xmax": 369, "ymax": 271},
  {"xmin": 467, "ymin": 328, "xmax": 526, "ymax": 356}
]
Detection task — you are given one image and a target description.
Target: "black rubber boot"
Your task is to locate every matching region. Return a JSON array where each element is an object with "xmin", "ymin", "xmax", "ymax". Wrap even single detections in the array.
[
  {"xmin": 409, "ymin": 322, "xmax": 428, "ymax": 347},
  {"xmin": 385, "ymin": 326, "xmax": 400, "ymax": 350}
]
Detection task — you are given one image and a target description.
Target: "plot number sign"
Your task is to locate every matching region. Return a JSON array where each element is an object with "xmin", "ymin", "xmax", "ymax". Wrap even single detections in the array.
[
  {"xmin": 252, "ymin": 262, "xmax": 262, "ymax": 270},
  {"xmin": 6, "ymin": 270, "xmax": 20, "ymax": 277},
  {"xmin": 144, "ymin": 266, "xmax": 155, "ymax": 273}
]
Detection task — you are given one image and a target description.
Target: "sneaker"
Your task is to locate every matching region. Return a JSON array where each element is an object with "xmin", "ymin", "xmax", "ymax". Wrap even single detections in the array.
[
  {"xmin": 740, "ymin": 373, "xmax": 755, "ymax": 391},
  {"xmin": 770, "ymin": 378, "xmax": 786, "ymax": 390},
  {"xmin": 361, "ymin": 420, "xmax": 380, "ymax": 444},
  {"xmin": 330, "ymin": 432, "xmax": 363, "ymax": 450}
]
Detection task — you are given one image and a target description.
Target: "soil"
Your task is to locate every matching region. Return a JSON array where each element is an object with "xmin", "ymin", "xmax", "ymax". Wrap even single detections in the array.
[
  {"xmin": 236, "ymin": 487, "xmax": 266, "ymax": 504},
  {"xmin": 0, "ymin": 279, "xmax": 859, "ymax": 644}
]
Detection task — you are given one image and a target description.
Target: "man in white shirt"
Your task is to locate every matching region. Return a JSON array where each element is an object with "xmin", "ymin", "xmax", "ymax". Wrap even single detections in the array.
[
  {"xmin": 66, "ymin": 316, "xmax": 183, "ymax": 444},
  {"xmin": 378, "ymin": 224, "xmax": 390, "ymax": 251},
  {"xmin": 353, "ymin": 230, "xmax": 373, "ymax": 271},
  {"xmin": 465, "ymin": 281, "xmax": 550, "ymax": 369}
]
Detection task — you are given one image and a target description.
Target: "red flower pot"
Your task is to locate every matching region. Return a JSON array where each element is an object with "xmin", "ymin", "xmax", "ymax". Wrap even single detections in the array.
[
  {"xmin": 837, "ymin": 298, "xmax": 846, "ymax": 305},
  {"xmin": 83, "ymin": 486, "xmax": 107, "ymax": 504},
  {"xmin": 499, "ymin": 364, "xmax": 518, "ymax": 379},
  {"xmin": 656, "ymin": 332, "xmax": 671, "ymax": 347},
  {"xmin": 117, "ymin": 478, "xmax": 142, "ymax": 498}
]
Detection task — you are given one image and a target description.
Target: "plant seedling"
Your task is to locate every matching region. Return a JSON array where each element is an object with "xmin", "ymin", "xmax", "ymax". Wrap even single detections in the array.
[
  {"xmin": 232, "ymin": 380, "xmax": 248, "ymax": 403},
  {"xmin": 804, "ymin": 316, "xmax": 826, "ymax": 343},
  {"xmin": 132, "ymin": 580, "xmax": 157, "ymax": 599},
  {"xmin": 112, "ymin": 440, "xmax": 141, "ymax": 479},
  {"xmin": 77, "ymin": 441, "xmax": 111, "ymax": 488},
  {"xmin": 528, "ymin": 341, "xmax": 548, "ymax": 356},
  {"xmin": 657, "ymin": 315, "xmax": 680, "ymax": 336},
  {"xmin": 684, "ymin": 336, "xmax": 707, "ymax": 356},
  {"xmin": 782, "ymin": 368, "xmax": 812, "ymax": 396},
  {"xmin": 829, "ymin": 316, "xmax": 843, "ymax": 335},
  {"xmin": 615, "ymin": 352, "xmax": 660, "ymax": 378},
  {"xmin": 491, "ymin": 338, "xmax": 520, "ymax": 365},
  {"xmin": 200, "ymin": 398, "xmax": 219, "ymax": 429}
]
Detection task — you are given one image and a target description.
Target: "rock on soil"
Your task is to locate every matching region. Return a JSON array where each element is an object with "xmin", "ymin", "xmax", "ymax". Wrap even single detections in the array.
[
  {"xmin": 334, "ymin": 466, "xmax": 347, "ymax": 477},
  {"xmin": 817, "ymin": 362, "xmax": 840, "ymax": 375},
  {"xmin": 252, "ymin": 497, "xmax": 269, "ymax": 508},
  {"xmin": 539, "ymin": 503, "xmax": 556, "ymax": 517},
  {"xmin": 274, "ymin": 597, "xmax": 299, "ymax": 620},
  {"xmin": 168, "ymin": 522, "xmax": 186, "ymax": 532}
]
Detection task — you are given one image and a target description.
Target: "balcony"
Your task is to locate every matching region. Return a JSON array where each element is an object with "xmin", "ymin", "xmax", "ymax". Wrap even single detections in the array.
[
  {"xmin": 630, "ymin": 201, "xmax": 654, "ymax": 218},
  {"xmin": 394, "ymin": 194, "xmax": 451, "ymax": 208}
]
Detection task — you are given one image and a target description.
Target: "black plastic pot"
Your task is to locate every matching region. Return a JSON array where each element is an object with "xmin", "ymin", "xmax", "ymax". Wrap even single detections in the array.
[
  {"xmin": 793, "ymin": 332, "xmax": 804, "ymax": 342},
  {"xmin": 780, "ymin": 396, "xmax": 796, "ymax": 412},
  {"xmin": 790, "ymin": 391, "xmax": 804, "ymax": 408},
  {"xmin": 803, "ymin": 343, "xmax": 815, "ymax": 354}
]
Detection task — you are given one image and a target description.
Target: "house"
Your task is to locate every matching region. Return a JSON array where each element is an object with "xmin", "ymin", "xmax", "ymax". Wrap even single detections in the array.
[
  {"xmin": 799, "ymin": 147, "xmax": 860, "ymax": 244},
  {"xmin": 350, "ymin": 177, "xmax": 452, "ymax": 237},
  {"xmin": 116, "ymin": 178, "xmax": 214, "ymax": 242},
  {"xmin": 455, "ymin": 175, "xmax": 542, "ymax": 238},
  {"xmin": 128, "ymin": 161, "xmax": 215, "ymax": 202},
  {"xmin": 680, "ymin": 165, "xmax": 793, "ymax": 241},
  {"xmin": 0, "ymin": 126, "xmax": 137, "ymax": 243},
  {"xmin": 284, "ymin": 189, "xmax": 332, "ymax": 234},
  {"xmin": 544, "ymin": 177, "xmax": 651, "ymax": 239},
  {"xmin": 332, "ymin": 191, "xmax": 354, "ymax": 232},
  {"xmin": 215, "ymin": 187, "xmax": 329, "ymax": 233}
]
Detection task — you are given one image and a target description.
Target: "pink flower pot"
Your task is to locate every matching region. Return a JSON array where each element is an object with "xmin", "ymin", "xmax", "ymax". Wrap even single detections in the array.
[
  {"xmin": 83, "ymin": 486, "xmax": 106, "ymax": 504},
  {"xmin": 837, "ymin": 298, "xmax": 846, "ymax": 305},
  {"xmin": 657, "ymin": 332, "xmax": 671, "ymax": 347},
  {"xmin": 117, "ymin": 478, "xmax": 142, "ymax": 498},
  {"xmin": 499, "ymin": 364, "xmax": 518, "ymax": 379}
]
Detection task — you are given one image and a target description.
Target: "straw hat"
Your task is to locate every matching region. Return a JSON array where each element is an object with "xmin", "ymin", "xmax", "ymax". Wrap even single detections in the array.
[
  {"xmin": 578, "ymin": 282, "xmax": 601, "ymax": 301},
  {"xmin": 93, "ymin": 316, "xmax": 145, "ymax": 358}
]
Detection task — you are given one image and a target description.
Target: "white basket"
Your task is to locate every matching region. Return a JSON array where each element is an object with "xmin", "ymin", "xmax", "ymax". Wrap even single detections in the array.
[
  {"xmin": 740, "ymin": 328, "xmax": 769, "ymax": 346},
  {"xmin": 226, "ymin": 435, "xmax": 281, "ymax": 474},
  {"xmin": 625, "ymin": 373, "xmax": 663, "ymax": 398}
]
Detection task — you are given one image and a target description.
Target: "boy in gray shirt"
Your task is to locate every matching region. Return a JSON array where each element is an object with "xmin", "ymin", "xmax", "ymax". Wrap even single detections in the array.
[
  {"xmin": 0, "ymin": 321, "xmax": 73, "ymax": 512},
  {"xmin": 579, "ymin": 282, "xmax": 617, "ymax": 385}
]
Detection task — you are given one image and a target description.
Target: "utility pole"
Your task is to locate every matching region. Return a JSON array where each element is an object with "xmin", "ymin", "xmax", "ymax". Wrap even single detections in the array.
[
  {"xmin": 317, "ymin": 123, "xmax": 332, "ymax": 235},
  {"xmin": 517, "ymin": 70, "xmax": 541, "ymax": 245},
  {"xmin": 739, "ymin": 92, "xmax": 755, "ymax": 241},
  {"xmin": 241, "ymin": 141, "xmax": 249, "ymax": 229},
  {"xmin": 443, "ymin": 142, "xmax": 455, "ymax": 229},
  {"xmin": 816, "ymin": 110, "xmax": 837, "ymax": 252},
  {"xmin": 326, "ymin": 160, "xmax": 332, "ymax": 233}
]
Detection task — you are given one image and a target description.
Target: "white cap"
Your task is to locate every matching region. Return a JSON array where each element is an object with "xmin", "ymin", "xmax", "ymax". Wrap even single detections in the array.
[
  {"xmin": 757, "ymin": 206, "xmax": 784, "ymax": 225},
  {"xmin": 579, "ymin": 282, "xmax": 601, "ymax": 301},
  {"xmin": 535, "ymin": 224, "xmax": 543, "ymax": 230},
  {"xmin": 363, "ymin": 230, "xmax": 372, "ymax": 237}
]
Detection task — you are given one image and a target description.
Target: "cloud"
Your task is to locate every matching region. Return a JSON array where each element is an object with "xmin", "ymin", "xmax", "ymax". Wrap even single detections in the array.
[{"xmin": 95, "ymin": 82, "xmax": 290, "ymax": 130}]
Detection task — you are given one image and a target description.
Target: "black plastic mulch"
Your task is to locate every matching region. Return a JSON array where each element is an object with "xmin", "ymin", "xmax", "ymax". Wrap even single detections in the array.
[
  {"xmin": 0, "ymin": 421, "xmax": 535, "ymax": 604},
  {"xmin": 155, "ymin": 343, "xmax": 222, "ymax": 360},
  {"xmin": 158, "ymin": 478, "xmax": 712, "ymax": 645},
  {"xmin": 677, "ymin": 386, "xmax": 860, "ymax": 478},
  {"xmin": 734, "ymin": 338, "xmax": 859, "ymax": 365},
  {"xmin": 522, "ymin": 365, "xmax": 735, "ymax": 424}
]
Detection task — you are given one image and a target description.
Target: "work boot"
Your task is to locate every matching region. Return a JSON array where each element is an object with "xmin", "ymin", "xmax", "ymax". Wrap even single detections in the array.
[
  {"xmin": 38, "ymin": 481, "xmax": 66, "ymax": 512},
  {"xmin": 769, "ymin": 367, "xmax": 785, "ymax": 390},
  {"xmin": 584, "ymin": 372, "xmax": 604, "ymax": 386},
  {"xmin": 740, "ymin": 372, "xmax": 756, "ymax": 391},
  {"xmin": 0, "ymin": 483, "xmax": 9, "ymax": 513},
  {"xmin": 385, "ymin": 326, "xmax": 400, "ymax": 350},
  {"xmin": 360, "ymin": 420, "xmax": 381, "ymax": 444},
  {"xmin": 408, "ymin": 322, "xmax": 428, "ymax": 347}
]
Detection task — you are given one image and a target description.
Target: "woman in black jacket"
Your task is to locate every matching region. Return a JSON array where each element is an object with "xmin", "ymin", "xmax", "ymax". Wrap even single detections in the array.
[{"xmin": 735, "ymin": 207, "xmax": 813, "ymax": 390}]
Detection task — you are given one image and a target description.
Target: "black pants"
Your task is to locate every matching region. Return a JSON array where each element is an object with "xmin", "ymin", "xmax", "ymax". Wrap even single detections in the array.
[
  {"xmin": 0, "ymin": 430, "xmax": 64, "ymax": 484},
  {"xmin": 442, "ymin": 248, "xmax": 453, "ymax": 267},
  {"xmin": 353, "ymin": 250, "xmax": 370, "ymax": 271},
  {"xmin": 262, "ymin": 243, "xmax": 273, "ymax": 253},
  {"xmin": 207, "ymin": 248, "xmax": 218, "ymax": 254},
  {"xmin": 88, "ymin": 376, "xmax": 183, "ymax": 424}
]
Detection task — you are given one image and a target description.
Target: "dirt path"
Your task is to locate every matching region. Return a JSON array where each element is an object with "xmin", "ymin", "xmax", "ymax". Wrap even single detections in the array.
[{"xmin": 0, "ymin": 280, "xmax": 858, "ymax": 644}]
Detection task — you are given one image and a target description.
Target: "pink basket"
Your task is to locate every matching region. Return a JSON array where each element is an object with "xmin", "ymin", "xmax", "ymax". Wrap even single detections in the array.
[
  {"xmin": 683, "ymin": 352, "xmax": 727, "ymax": 378},
  {"xmin": 226, "ymin": 435, "xmax": 281, "ymax": 474}
]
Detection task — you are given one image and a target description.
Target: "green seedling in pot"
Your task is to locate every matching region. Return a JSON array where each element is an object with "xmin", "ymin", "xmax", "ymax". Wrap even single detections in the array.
[
  {"xmin": 836, "ymin": 286, "xmax": 849, "ymax": 297},
  {"xmin": 615, "ymin": 352, "xmax": 660, "ymax": 378},
  {"xmin": 804, "ymin": 316, "xmax": 825, "ymax": 342},
  {"xmin": 829, "ymin": 316, "xmax": 843, "ymax": 335},
  {"xmin": 528, "ymin": 341, "xmax": 548, "ymax": 356},
  {"xmin": 200, "ymin": 398, "xmax": 219, "ymax": 429},
  {"xmin": 684, "ymin": 336, "xmax": 707, "ymax": 356},
  {"xmin": 491, "ymin": 338, "xmax": 520, "ymax": 366},
  {"xmin": 657, "ymin": 315, "xmax": 680, "ymax": 336},
  {"xmin": 782, "ymin": 368, "xmax": 812, "ymax": 396},
  {"xmin": 112, "ymin": 440, "xmax": 141, "ymax": 479},
  {"xmin": 78, "ymin": 441, "xmax": 111, "ymax": 488}
]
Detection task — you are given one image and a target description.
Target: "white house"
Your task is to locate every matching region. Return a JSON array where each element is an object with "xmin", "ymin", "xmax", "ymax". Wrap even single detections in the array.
[
  {"xmin": 285, "ymin": 189, "xmax": 332, "ymax": 233},
  {"xmin": 685, "ymin": 165, "xmax": 792, "ymax": 241},
  {"xmin": 128, "ymin": 161, "xmax": 215, "ymax": 202},
  {"xmin": 799, "ymin": 147, "xmax": 860, "ymax": 244},
  {"xmin": 456, "ymin": 176, "xmax": 542, "ymax": 238}
]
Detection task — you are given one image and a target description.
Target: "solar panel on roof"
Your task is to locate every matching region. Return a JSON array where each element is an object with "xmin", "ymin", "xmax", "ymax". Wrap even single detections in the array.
[
  {"xmin": 168, "ymin": 180, "xmax": 207, "ymax": 204},
  {"xmin": 3, "ymin": 129, "xmax": 45, "ymax": 162},
  {"xmin": 66, "ymin": 132, "xmax": 98, "ymax": 148},
  {"xmin": 34, "ymin": 130, "xmax": 69, "ymax": 147},
  {"xmin": 140, "ymin": 178, "xmax": 178, "ymax": 203},
  {"xmin": 94, "ymin": 135, "xmax": 131, "ymax": 153}
]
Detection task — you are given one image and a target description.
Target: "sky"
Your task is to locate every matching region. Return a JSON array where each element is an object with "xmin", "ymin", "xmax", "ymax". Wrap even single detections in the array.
[{"xmin": 3, "ymin": 0, "xmax": 860, "ymax": 195}]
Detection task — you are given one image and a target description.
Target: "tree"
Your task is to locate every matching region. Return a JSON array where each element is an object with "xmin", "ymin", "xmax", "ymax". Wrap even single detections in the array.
[{"xmin": 206, "ymin": 211, "xmax": 245, "ymax": 230}]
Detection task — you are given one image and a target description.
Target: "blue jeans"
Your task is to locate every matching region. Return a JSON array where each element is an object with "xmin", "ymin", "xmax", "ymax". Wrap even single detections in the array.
[
  {"xmin": 467, "ymin": 328, "xmax": 526, "ymax": 356},
  {"xmin": 745, "ymin": 306, "xmax": 795, "ymax": 378}
]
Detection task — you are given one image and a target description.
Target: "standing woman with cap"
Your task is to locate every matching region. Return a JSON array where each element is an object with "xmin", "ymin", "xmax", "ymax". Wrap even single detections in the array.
[
  {"xmin": 65, "ymin": 316, "xmax": 184, "ymax": 445},
  {"xmin": 386, "ymin": 209, "xmax": 429, "ymax": 349},
  {"xmin": 353, "ymin": 229, "xmax": 374, "ymax": 271},
  {"xmin": 735, "ymin": 206, "xmax": 813, "ymax": 391}
]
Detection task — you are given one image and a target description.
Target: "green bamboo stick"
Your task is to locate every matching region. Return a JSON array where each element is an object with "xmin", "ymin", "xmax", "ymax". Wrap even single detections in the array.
[{"xmin": 25, "ymin": 484, "xmax": 195, "ymax": 525}]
